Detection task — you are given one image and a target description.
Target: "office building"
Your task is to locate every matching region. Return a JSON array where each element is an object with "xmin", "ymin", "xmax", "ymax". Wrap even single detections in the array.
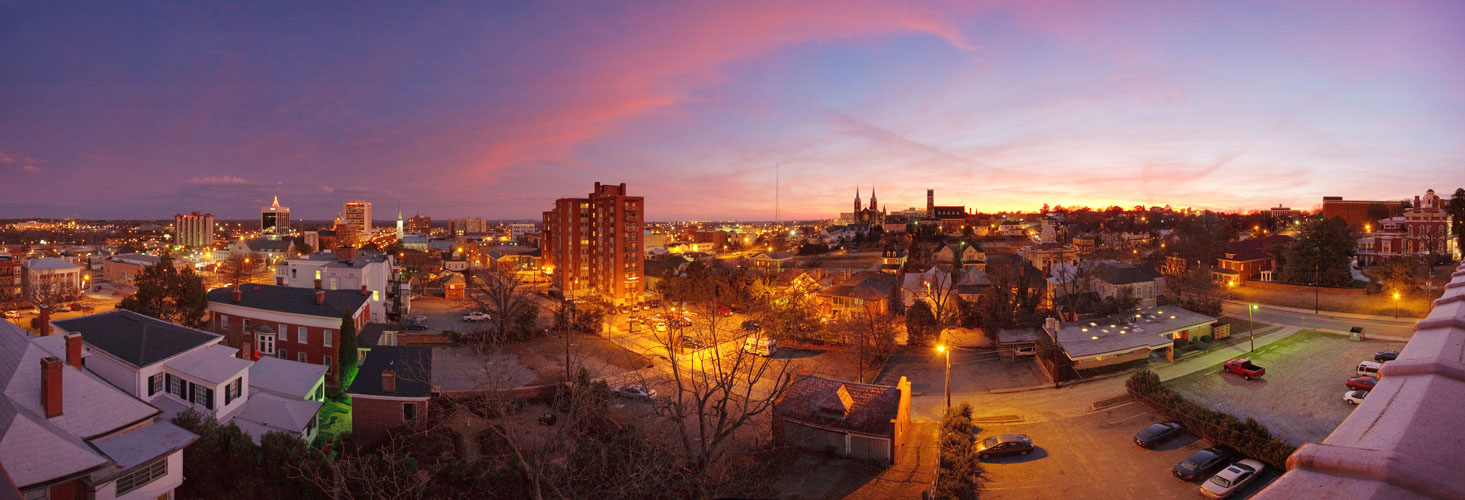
[
  {"xmin": 542, "ymin": 182, "xmax": 644, "ymax": 304},
  {"xmin": 261, "ymin": 196, "xmax": 291, "ymax": 235},
  {"xmin": 406, "ymin": 214, "xmax": 432, "ymax": 235},
  {"xmin": 343, "ymin": 201, "xmax": 372, "ymax": 246},
  {"xmin": 174, "ymin": 211, "xmax": 215, "ymax": 247}
]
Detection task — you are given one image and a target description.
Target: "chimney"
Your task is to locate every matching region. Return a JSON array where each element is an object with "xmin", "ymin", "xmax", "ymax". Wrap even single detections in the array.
[
  {"xmin": 314, "ymin": 278, "xmax": 322, "ymax": 289},
  {"xmin": 382, "ymin": 367, "xmax": 396, "ymax": 393},
  {"xmin": 335, "ymin": 246, "xmax": 355, "ymax": 263},
  {"xmin": 240, "ymin": 341, "xmax": 253, "ymax": 360},
  {"xmin": 41, "ymin": 357, "xmax": 63, "ymax": 418},
  {"xmin": 231, "ymin": 286, "xmax": 242, "ymax": 303},
  {"xmin": 361, "ymin": 284, "xmax": 369, "ymax": 296},
  {"xmin": 275, "ymin": 276, "xmax": 284, "ymax": 285},
  {"xmin": 64, "ymin": 333, "xmax": 82, "ymax": 369},
  {"xmin": 316, "ymin": 290, "xmax": 325, "ymax": 305},
  {"xmin": 38, "ymin": 304, "xmax": 52, "ymax": 336}
]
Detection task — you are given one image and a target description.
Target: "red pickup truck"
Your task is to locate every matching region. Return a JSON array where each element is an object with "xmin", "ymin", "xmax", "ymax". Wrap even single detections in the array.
[{"xmin": 1222, "ymin": 359, "xmax": 1265, "ymax": 380}]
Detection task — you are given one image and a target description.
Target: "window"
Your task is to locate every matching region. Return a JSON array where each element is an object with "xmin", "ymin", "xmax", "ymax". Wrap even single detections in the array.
[
  {"xmin": 279, "ymin": 325, "xmax": 289, "ymax": 343},
  {"xmin": 323, "ymin": 330, "xmax": 332, "ymax": 347},
  {"xmin": 403, "ymin": 402, "xmax": 417, "ymax": 421},
  {"xmin": 299, "ymin": 353, "xmax": 307, "ymax": 363},
  {"xmin": 299, "ymin": 325, "xmax": 307, "ymax": 342},
  {"xmin": 257, "ymin": 333, "xmax": 275, "ymax": 355},
  {"xmin": 219, "ymin": 314, "xmax": 229, "ymax": 329},
  {"xmin": 167, "ymin": 374, "xmax": 186, "ymax": 399},
  {"xmin": 115, "ymin": 456, "xmax": 168, "ymax": 495},
  {"xmin": 148, "ymin": 373, "xmax": 163, "ymax": 396},
  {"xmin": 23, "ymin": 488, "xmax": 47, "ymax": 500},
  {"xmin": 243, "ymin": 318, "xmax": 251, "ymax": 331},
  {"xmin": 279, "ymin": 348, "xmax": 287, "ymax": 359},
  {"xmin": 315, "ymin": 384, "xmax": 325, "ymax": 401},
  {"xmin": 324, "ymin": 355, "xmax": 333, "ymax": 373},
  {"xmin": 192, "ymin": 383, "xmax": 214, "ymax": 410},
  {"xmin": 225, "ymin": 378, "xmax": 239, "ymax": 405}
]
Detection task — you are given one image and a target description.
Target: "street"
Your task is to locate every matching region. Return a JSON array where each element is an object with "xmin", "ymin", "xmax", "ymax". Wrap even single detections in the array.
[{"xmin": 1222, "ymin": 301, "xmax": 1415, "ymax": 338}]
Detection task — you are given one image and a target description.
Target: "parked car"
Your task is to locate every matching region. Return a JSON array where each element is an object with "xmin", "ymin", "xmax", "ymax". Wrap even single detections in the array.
[
  {"xmin": 1221, "ymin": 359, "xmax": 1265, "ymax": 380},
  {"xmin": 409, "ymin": 314, "xmax": 427, "ymax": 323},
  {"xmin": 2, "ymin": 310, "xmax": 17, "ymax": 319},
  {"xmin": 1374, "ymin": 351, "xmax": 1399, "ymax": 362},
  {"xmin": 974, "ymin": 434, "xmax": 1033, "ymax": 460},
  {"xmin": 717, "ymin": 307, "xmax": 732, "ymax": 317},
  {"xmin": 1343, "ymin": 390, "xmax": 1368, "ymax": 405},
  {"xmin": 614, "ymin": 386, "xmax": 656, "ymax": 400},
  {"xmin": 741, "ymin": 320, "xmax": 762, "ymax": 332},
  {"xmin": 1134, "ymin": 422, "xmax": 1183, "ymax": 448},
  {"xmin": 54, "ymin": 304, "xmax": 71, "ymax": 312},
  {"xmin": 405, "ymin": 319, "xmax": 428, "ymax": 331},
  {"xmin": 79, "ymin": 302, "xmax": 95, "ymax": 310},
  {"xmin": 1200, "ymin": 459, "xmax": 1265, "ymax": 498},
  {"xmin": 680, "ymin": 335, "xmax": 707, "ymax": 350},
  {"xmin": 1356, "ymin": 360, "xmax": 1382, "ymax": 378},
  {"xmin": 461, "ymin": 311, "xmax": 491, "ymax": 322},
  {"xmin": 743, "ymin": 337, "xmax": 777, "ymax": 356},
  {"xmin": 654, "ymin": 322, "xmax": 668, "ymax": 333},
  {"xmin": 1173, "ymin": 446, "xmax": 1237, "ymax": 481},
  {"xmin": 1346, "ymin": 376, "xmax": 1378, "ymax": 390}
]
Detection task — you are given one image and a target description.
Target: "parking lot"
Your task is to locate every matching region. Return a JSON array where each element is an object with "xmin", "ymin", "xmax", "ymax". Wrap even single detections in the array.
[
  {"xmin": 876, "ymin": 347, "xmax": 1048, "ymax": 421},
  {"xmin": 1166, "ymin": 331, "xmax": 1406, "ymax": 444},
  {"xmin": 978, "ymin": 401, "xmax": 1277, "ymax": 499}
]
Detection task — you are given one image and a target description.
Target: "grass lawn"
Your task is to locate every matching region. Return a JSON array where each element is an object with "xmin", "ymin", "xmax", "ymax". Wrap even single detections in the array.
[
  {"xmin": 316, "ymin": 399, "xmax": 353, "ymax": 444},
  {"xmin": 1231, "ymin": 286, "xmax": 1433, "ymax": 318},
  {"xmin": 1215, "ymin": 315, "xmax": 1272, "ymax": 336}
]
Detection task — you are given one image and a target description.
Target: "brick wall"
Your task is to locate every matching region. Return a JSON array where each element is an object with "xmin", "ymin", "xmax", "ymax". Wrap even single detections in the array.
[
  {"xmin": 352, "ymin": 396, "xmax": 428, "ymax": 446},
  {"xmin": 210, "ymin": 305, "xmax": 369, "ymax": 387}
]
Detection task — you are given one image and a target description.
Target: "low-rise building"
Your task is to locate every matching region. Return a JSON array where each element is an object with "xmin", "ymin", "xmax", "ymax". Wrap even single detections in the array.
[
  {"xmin": 747, "ymin": 251, "xmax": 796, "ymax": 272},
  {"xmin": 224, "ymin": 238, "xmax": 295, "ymax": 266},
  {"xmin": 206, "ymin": 284, "xmax": 371, "ymax": 389},
  {"xmin": 1091, "ymin": 262, "xmax": 1165, "ymax": 308},
  {"xmin": 0, "ymin": 320, "xmax": 197, "ymax": 500},
  {"xmin": 347, "ymin": 345, "xmax": 433, "ymax": 446},
  {"xmin": 51, "ymin": 310, "xmax": 326, "ymax": 444},
  {"xmin": 817, "ymin": 271, "xmax": 900, "ymax": 318},
  {"xmin": 1041, "ymin": 307, "xmax": 1215, "ymax": 370},
  {"xmin": 772, "ymin": 374, "xmax": 912, "ymax": 465},
  {"xmin": 1213, "ymin": 235, "xmax": 1293, "ymax": 285},
  {"xmin": 21, "ymin": 257, "xmax": 83, "ymax": 301},
  {"xmin": 273, "ymin": 248, "xmax": 402, "ymax": 322},
  {"xmin": 1354, "ymin": 188, "xmax": 1459, "ymax": 265}
]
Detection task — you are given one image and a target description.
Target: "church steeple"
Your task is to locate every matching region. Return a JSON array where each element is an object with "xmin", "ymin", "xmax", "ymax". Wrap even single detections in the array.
[
  {"xmin": 854, "ymin": 185, "xmax": 862, "ymax": 213},
  {"xmin": 869, "ymin": 185, "xmax": 877, "ymax": 211}
]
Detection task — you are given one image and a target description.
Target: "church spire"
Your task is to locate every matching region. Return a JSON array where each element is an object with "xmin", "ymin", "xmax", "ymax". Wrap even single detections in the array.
[
  {"xmin": 854, "ymin": 185, "xmax": 862, "ymax": 212},
  {"xmin": 870, "ymin": 185, "xmax": 877, "ymax": 209}
]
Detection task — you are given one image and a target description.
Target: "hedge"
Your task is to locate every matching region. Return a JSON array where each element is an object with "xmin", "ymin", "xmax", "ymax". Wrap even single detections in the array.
[
  {"xmin": 933, "ymin": 403, "xmax": 983, "ymax": 500},
  {"xmin": 1126, "ymin": 370, "xmax": 1297, "ymax": 469}
]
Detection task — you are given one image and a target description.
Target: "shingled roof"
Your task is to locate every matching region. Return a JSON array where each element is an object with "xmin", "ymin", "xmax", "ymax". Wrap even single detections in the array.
[
  {"xmin": 774, "ymin": 374, "xmax": 901, "ymax": 436},
  {"xmin": 52, "ymin": 310, "xmax": 220, "ymax": 368},
  {"xmin": 1220, "ymin": 235, "xmax": 1294, "ymax": 262},
  {"xmin": 207, "ymin": 284, "xmax": 369, "ymax": 319},
  {"xmin": 820, "ymin": 271, "xmax": 899, "ymax": 301},
  {"xmin": 347, "ymin": 345, "xmax": 433, "ymax": 399}
]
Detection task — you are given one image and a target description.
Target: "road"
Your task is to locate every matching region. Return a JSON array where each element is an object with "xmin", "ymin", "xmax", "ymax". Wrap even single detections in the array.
[{"xmin": 1222, "ymin": 301, "xmax": 1415, "ymax": 338}]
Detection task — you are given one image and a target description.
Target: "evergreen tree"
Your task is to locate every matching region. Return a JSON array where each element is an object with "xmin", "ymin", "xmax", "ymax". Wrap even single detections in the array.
[
  {"xmin": 1449, "ymin": 188, "xmax": 1465, "ymax": 257},
  {"xmin": 1277, "ymin": 218, "xmax": 1355, "ymax": 287},
  {"xmin": 337, "ymin": 312, "xmax": 358, "ymax": 389},
  {"xmin": 118, "ymin": 251, "xmax": 208, "ymax": 327},
  {"xmin": 905, "ymin": 300, "xmax": 938, "ymax": 346}
]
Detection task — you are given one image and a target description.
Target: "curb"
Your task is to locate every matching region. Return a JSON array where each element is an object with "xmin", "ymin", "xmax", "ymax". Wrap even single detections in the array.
[{"xmin": 989, "ymin": 384, "xmax": 1053, "ymax": 394}]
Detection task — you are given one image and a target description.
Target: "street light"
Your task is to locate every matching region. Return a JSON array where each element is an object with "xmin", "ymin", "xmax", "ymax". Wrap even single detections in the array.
[
  {"xmin": 1393, "ymin": 292, "xmax": 1400, "ymax": 318},
  {"xmin": 936, "ymin": 345, "xmax": 951, "ymax": 410},
  {"xmin": 1247, "ymin": 304, "xmax": 1258, "ymax": 352}
]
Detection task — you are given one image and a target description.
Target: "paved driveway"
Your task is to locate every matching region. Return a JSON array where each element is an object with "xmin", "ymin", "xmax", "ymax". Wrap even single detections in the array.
[
  {"xmin": 1166, "ymin": 331, "xmax": 1405, "ymax": 444},
  {"xmin": 977, "ymin": 401, "xmax": 1277, "ymax": 499},
  {"xmin": 876, "ymin": 347, "xmax": 1047, "ymax": 421}
]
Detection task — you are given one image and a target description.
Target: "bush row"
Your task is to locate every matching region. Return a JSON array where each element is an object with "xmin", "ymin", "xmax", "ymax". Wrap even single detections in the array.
[
  {"xmin": 1126, "ymin": 370, "xmax": 1297, "ymax": 470},
  {"xmin": 933, "ymin": 403, "xmax": 983, "ymax": 500}
]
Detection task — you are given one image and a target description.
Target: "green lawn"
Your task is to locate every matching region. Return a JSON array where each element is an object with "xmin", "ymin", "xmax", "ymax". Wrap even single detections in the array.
[{"xmin": 315, "ymin": 399, "xmax": 353, "ymax": 445}]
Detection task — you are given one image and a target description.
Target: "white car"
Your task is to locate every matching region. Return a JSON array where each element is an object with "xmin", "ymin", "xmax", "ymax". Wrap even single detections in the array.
[
  {"xmin": 1343, "ymin": 390, "xmax": 1368, "ymax": 405},
  {"xmin": 462, "ymin": 311, "xmax": 490, "ymax": 322},
  {"xmin": 1200, "ymin": 459, "xmax": 1264, "ymax": 498},
  {"xmin": 614, "ymin": 386, "xmax": 656, "ymax": 400}
]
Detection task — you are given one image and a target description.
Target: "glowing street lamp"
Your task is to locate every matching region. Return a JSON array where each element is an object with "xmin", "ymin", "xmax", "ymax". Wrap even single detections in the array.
[
  {"xmin": 936, "ymin": 345, "xmax": 951, "ymax": 409},
  {"xmin": 1393, "ymin": 292, "xmax": 1400, "ymax": 318},
  {"xmin": 1247, "ymin": 304, "xmax": 1258, "ymax": 352}
]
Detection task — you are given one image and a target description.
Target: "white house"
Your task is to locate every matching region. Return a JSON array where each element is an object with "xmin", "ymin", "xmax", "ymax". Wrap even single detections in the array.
[
  {"xmin": 51, "ymin": 310, "xmax": 325, "ymax": 444},
  {"xmin": 21, "ymin": 257, "xmax": 84, "ymax": 299},
  {"xmin": 274, "ymin": 248, "xmax": 401, "ymax": 322}
]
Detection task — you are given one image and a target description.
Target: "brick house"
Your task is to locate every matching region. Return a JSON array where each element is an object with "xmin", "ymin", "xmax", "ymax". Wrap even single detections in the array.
[
  {"xmin": 205, "ymin": 284, "xmax": 370, "ymax": 389},
  {"xmin": 346, "ymin": 345, "xmax": 433, "ymax": 446},
  {"xmin": 817, "ymin": 271, "xmax": 900, "ymax": 318},
  {"xmin": 772, "ymin": 374, "xmax": 912, "ymax": 464},
  {"xmin": 1213, "ymin": 235, "xmax": 1293, "ymax": 285}
]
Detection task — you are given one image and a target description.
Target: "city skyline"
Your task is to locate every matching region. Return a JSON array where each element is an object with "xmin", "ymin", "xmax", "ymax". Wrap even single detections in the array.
[{"xmin": 2, "ymin": 1, "xmax": 1462, "ymax": 220}]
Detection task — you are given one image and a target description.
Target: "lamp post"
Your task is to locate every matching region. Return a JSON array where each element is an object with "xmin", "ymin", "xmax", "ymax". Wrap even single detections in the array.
[
  {"xmin": 1392, "ymin": 292, "xmax": 1400, "ymax": 319},
  {"xmin": 1247, "ymin": 304, "xmax": 1258, "ymax": 352},
  {"xmin": 937, "ymin": 345, "xmax": 951, "ymax": 410}
]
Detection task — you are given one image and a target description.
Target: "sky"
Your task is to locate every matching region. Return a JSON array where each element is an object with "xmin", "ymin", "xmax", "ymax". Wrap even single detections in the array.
[{"xmin": 1, "ymin": 1, "xmax": 1462, "ymax": 221}]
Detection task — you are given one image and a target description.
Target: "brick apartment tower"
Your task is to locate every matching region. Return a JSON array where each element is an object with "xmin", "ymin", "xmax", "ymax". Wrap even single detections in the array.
[{"xmin": 542, "ymin": 182, "xmax": 645, "ymax": 304}]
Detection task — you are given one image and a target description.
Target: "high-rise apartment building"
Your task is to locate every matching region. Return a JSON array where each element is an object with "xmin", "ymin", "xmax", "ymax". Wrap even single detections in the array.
[
  {"xmin": 261, "ymin": 196, "xmax": 291, "ymax": 235},
  {"xmin": 343, "ymin": 201, "xmax": 373, "ymax": 245},
  {"xmin": 448, "ymin": 217, "xmax": 487, "ymax": 236},
  {"xmin": 406, "ymin": 214, "xmax": 432, "ymax": 235},
  {"xmin": 542, "ymin": 182, "xmax": 644, "ymax": 304},
  {"xmin": 174, "ymin": 211, "xmax": 215, "ymax": 247}
]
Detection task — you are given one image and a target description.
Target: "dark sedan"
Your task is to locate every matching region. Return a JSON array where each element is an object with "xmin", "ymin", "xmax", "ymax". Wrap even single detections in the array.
[
  {"xmin": 975, "ymin": 434, "xmax": 1033, "ymax": 460},
  {"xmin": 1134, "ymin": 422, "xmax": 1183, "ymax": 448},
  {"xmin": 1173, "ymin": 446, "xmax": 1237, "ymax": 481},
  {"xmin": 1374, "ymin": 351, "xmax": 1399, "ymax": 362}
]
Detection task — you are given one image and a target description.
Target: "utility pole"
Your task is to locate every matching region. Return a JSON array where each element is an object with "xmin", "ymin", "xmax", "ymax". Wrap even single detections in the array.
[{"xmin": 1313, "ymin": 245, "xmax": 1320, "ymax": 315}]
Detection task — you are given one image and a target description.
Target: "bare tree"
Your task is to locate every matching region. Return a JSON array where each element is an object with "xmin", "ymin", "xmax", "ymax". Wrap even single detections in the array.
[
  {"xmin": 464, "ymin": 269, "xmax": 540, "ymax": 344},
  {"xmin": 220, "ymin": 252, "xmax": 263, "ymax": 286}
]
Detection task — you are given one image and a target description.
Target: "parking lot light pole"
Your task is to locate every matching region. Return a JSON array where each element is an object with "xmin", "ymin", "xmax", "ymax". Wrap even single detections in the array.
[
  {"xmin": 937, "ymin": 345, "xmax": 950, "ymax": 410},
  {"xmin": 1247, "ymin": 304, "xmax": 1258, "ymax": 352},
  {"xmin": 1393, "ymin": 292, "xmax": 1400, "ymax": 318}
]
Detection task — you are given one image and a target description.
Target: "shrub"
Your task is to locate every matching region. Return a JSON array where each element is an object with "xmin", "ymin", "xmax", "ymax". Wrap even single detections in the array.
[
  {"xmin": 934, "ymin": 403, "xmax": 983, "ymax": 500},
  {"xmin": 1126, "ymin": 370, "xmax": 1296, "ymax": 469}
]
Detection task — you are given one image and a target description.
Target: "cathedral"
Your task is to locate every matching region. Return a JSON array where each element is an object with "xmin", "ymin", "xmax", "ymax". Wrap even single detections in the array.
[{"xmin": 850, "ymin": 186, "xmax": 886, "ymax": 225}]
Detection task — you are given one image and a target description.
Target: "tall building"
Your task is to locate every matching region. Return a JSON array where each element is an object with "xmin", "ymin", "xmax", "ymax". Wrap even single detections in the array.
[
  {"xmin": 395, "ymin": 205, "xmax": 404, "ymax": 240},
  {"xmin": 1321, "ymin": 196, "xmax": 1405, "ymax": 231},
  {"xmin": 542, "ymin": 182, "xmax": 645, "ymax": 304},
  {"xmin": 406, "ymin": 214, "xmax": 432, "ymax": 235},
  {"xmin": 174, "ymin": 211, "xmax": 215, "ymax": 247},
  {"xmin": 343, "ymin": 201, "xmax": 372, "ymax": 246},
  {"xmin": 448, "ymin": 217, "xmax": 487, "ymax": 236},
  {"xmin": 261, "ymin": 196, "xmax": 291, "ymax": 235}
]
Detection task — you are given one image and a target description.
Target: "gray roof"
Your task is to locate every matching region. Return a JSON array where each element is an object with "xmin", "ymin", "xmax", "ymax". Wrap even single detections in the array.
[
  {"xmin": 230, "ymin": 392, "xmax": 323, "ymax": 444},
  {"xmin": 357, "ymin": 323, "xmax": 391, "ymax": 348},
  {"xmin": 1050, "ymin": 306, "xmax": 1214, "ymax": 359},
  {"xmin": 89, "ymin": 419, "xmax": 195, "ymax": 471},
  {"xmin": 1094, "ymin": 263, "xmax": 1161, "ymax": 286},
  {"xmin": 167, "ymin": 345, "xmax": 251, "ymax": 384},
  {"xmin": 348, "ymin": 345, "xmax": 432, "ymax": 399},
  {"xmin": 207, "ymin": 284, "xmax": 369, "ymax": 319},
  {"xmin": 0, "ymin": 322, "xmax": 168, "ymax": 489},
  {"xmin": 52, "ymin": 310, "xmax": 220, "ymax": 368},
  {"xmin": 21, "ymin": 258, "xmax": 80, "ymax": 271},
  {"xmin": 244, "ymin": 238, "xmax": 293, "ymax": 253},
  {"xmin": 248, "ymin": 356, "xmax": 326, "ymax": 400}
]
